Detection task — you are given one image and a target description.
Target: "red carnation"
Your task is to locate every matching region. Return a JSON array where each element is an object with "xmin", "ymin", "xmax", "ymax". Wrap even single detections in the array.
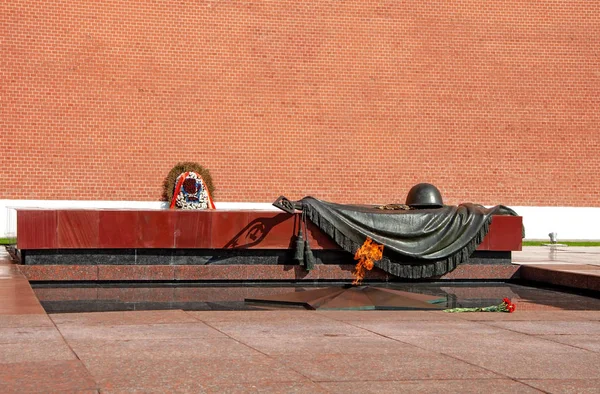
[{"xmin": 445, "ymin": 297, "xmax": 517, "ymax": 313}]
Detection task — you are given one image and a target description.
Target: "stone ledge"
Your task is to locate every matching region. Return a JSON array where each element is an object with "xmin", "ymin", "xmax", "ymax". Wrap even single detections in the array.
[
  {"xmin": 519, "ymin": 265, "xmax": 600, "ymax": 292},
  {"xmin": 19, "ymin": 263, "xmax": 519, "ymax": 282}
]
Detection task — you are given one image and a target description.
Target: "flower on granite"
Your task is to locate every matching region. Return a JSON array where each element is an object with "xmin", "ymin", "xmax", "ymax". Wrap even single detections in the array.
[
  {"xmin": 444, "ymin": 297, "xmax": 516, "ymax": 313},
  {"xmin": 502, "ymin": 298, "xmax": 516, "ymax": 313}
]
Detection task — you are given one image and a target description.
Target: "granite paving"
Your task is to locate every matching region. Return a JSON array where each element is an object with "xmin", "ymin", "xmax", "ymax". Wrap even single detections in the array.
[
  {"xmin": 514, "ymin": 246, "xmax": 600, "ymax": 266},
  {"xmin": 3, "ymin": 306, "xmax": 600, "ymax": 392},
  {"xmin": 2, "ymin": 248, "xmax": 600, "ymax": 392}
]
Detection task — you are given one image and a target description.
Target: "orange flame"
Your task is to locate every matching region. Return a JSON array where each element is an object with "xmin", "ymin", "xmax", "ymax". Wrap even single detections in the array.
[{"xmin": 352, "ymin": 237, "xmax": 384, "ymax": 285}]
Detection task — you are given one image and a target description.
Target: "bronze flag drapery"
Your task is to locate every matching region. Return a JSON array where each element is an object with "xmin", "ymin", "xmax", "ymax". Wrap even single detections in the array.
[{"xmin": 299, "ymin": 197, "xmax": 517, "ymax": 279}]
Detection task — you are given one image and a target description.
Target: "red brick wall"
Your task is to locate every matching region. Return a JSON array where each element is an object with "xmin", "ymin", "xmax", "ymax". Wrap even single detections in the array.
[{"xmin": 2, "ymin": 1, "xmax": 599, "ymax": 206}]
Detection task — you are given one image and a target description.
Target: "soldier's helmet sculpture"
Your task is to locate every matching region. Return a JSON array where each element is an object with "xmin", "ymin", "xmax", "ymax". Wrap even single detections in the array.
[{"xmin": 405, "ymin": 183, "xmax": 444, "ymax": 209}]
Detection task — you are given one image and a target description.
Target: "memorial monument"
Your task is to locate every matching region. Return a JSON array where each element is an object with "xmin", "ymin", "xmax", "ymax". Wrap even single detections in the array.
[{"xmin": 246, "ymin": 183, "xmax": 521, "ymax": 310}]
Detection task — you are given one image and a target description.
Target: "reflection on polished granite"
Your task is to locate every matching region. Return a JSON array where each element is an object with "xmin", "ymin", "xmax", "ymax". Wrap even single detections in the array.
[
  {"xmin": 32, "ymin": 282, "xmax": 600, "ymax": 314},
  {"xmin": 0, "ymin": 250, "xmax": 45, "ymax": 315},
  {"xmin": 514, "ymin": 246, "xmax": 600, "ymax": 292},
  {"xmin": 514, "ymin": 246, "xmax": 600, "ymax": 266}
]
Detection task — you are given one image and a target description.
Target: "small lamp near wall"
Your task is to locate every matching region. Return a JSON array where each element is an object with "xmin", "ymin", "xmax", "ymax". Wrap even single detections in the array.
[{"xmin": 548, "ymin": 232, "xmax": 558, "ymax": 244}]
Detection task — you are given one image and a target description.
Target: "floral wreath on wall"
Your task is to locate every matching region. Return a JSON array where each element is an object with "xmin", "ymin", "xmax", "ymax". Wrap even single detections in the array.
[{"xmin": 162, "ymin": 162, "xmax": 216, "ymax": 210}]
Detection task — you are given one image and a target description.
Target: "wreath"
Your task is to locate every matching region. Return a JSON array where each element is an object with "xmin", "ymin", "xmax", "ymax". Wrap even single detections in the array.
[{"xmin": 162, "ymin": 162, "xmax": 216, "ymax": 203}]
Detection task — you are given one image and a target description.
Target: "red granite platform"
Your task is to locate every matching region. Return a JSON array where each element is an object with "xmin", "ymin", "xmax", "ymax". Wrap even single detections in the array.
[
  {"xmin": 16, "ymin": 209, "xmax": 522, "ymax": 251},
  {"xmin": 3, "ymin": 246, "xmax": 600, "ymax": 392},
  {"xmin": 14, "ymin": 209, "xmax": 522, "ymax": 282}
]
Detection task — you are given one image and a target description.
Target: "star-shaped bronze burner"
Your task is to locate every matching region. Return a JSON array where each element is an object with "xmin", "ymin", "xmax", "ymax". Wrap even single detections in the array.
[{"xmin": 245, "ymin": 285, "xmax": 446, "ymax": 311}]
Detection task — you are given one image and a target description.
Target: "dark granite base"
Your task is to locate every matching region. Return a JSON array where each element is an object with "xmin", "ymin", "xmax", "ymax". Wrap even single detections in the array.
[
  {"xmin": 18, "ymin": 249, "xmax": 515, "ymax": 282},
  {"xmin": 463, "ymin": 251, "xmax": 511, "ymax": 265},
  {"xmin": 21, "ymin": 249, "xmax": 510, "ymax": 267}
]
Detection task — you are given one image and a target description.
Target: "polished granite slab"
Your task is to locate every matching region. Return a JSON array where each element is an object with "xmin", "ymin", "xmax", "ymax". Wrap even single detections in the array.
[
  {"xmin": 32, "ymin": 282, "xmax": 600, "ymax": 314},
  {"xmin": 16, "ymin": 209, "xmax": 523, "ymax": 251},
  {"xmin": 514, "ymin": 247, "xmax": 600, "ymax": 292}
]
